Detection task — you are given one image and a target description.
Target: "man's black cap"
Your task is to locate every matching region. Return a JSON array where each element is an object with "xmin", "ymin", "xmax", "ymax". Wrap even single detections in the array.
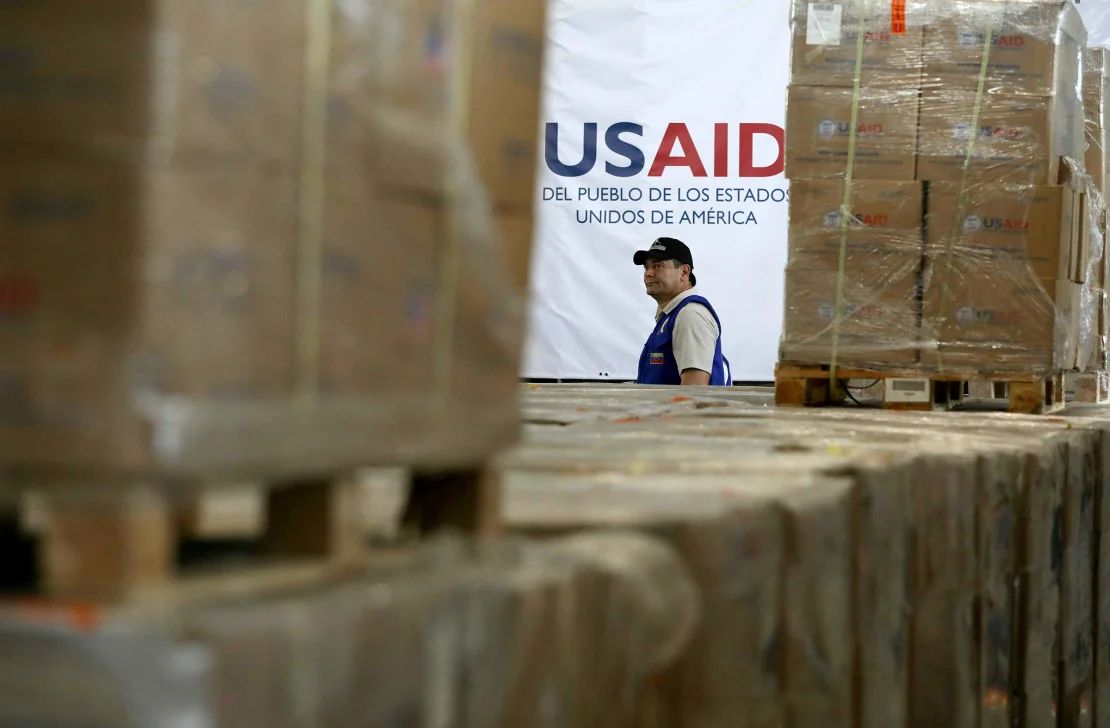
[{"xmin": 633, "ymin": 237, "xmax": 696, "ymax": 285}]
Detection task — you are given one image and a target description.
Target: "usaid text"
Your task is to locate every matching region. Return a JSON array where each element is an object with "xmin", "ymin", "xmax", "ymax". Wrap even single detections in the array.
[{"xmin": 545, "ymin": 122, "xmax": 786, "ymax": 178}]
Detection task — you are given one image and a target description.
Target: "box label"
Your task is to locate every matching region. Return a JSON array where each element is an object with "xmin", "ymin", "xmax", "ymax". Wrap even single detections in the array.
[
  {"xmin": 891, "ymin": 0, "xmax": 906, "ymax": 34},
  {"xmin": 807, "ymin": 3, "xmax": 842, "ymax": 46},
  {"xmin": 885, "ymin": 378, "xmax": 930, "ymax": 403}
]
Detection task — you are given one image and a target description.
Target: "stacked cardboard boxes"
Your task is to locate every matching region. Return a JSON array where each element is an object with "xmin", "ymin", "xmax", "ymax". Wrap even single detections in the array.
[
  {"xmin": 919, "ymin": 0, "xmax": 1089, "ymax": 374},
  {"xmin": 921, "ymin": 176, "xmax": 1086, "ymax": 372},
  {"xmin": 1083, "ymin": 47, "xmax": 1110, "ymax": 371},
  {"xmin": 0, "ymin": 0, "xmax": 546, "ymax": 475},
  {"xmin": 782, "ymin": 0, "xmax": 1097, "ymax": 376},
  {"xmin": 917, "ymin": 1, "xmax": 1086, "ymax": 185},
  {"xmin": 481, "ymin": 0, "xmax": 546, "ymax": 289},
  {"xmin": 782, "ymin": 0, "xmax": 926, "ymax": 368},
  {"xmin": 362, "ymin": 0, "xmax": 546, "ymax": 289},
  {"xmin": 784, "ymin": 179, "xmax": 923, "ymax": 366}
]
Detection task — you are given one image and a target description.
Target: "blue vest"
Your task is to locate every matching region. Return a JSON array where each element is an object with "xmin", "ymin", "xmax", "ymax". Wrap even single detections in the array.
[{"xmin": 637, "ymin": 295, "xmax": 731, "ymax": 385}]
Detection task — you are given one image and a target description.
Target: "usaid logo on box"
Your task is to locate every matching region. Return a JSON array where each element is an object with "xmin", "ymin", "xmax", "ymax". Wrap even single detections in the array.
[
  {"xmin": 818, "ymin": 120, "xmax": 884, "ymax": 139},
  {"xmin": 953, "ymin": 305, "xmax": 1021, "ymax": 325},
  {"xmin": 956, "ymin": 30, "xmax": 1026, "ymax": 48},
  {"xmin": 818, "ymin": 302, "xmax": 883, "ymax": 321},
  {"xmin": 953, "ymin": 123, "xmax": 1027, "ymax": 141},
  {"xmin": 961, "ymin": 213, "xmax": 1029, "ymax": 234},
  {"xmin": 823, "ymin": 211, "xmax": 889, "ymax": 228}
]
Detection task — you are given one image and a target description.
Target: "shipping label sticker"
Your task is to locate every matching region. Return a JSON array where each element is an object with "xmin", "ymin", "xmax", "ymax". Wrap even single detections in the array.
[
  {"xmin": 806, "ymin": 3, "xmax": 842, "ymax": 46},
  {"xmin": 891, "ymin": 0, "xmax": 906, "ymax": 35}
]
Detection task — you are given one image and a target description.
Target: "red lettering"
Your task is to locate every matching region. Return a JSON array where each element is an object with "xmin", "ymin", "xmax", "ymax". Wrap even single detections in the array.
[
  {"xmin": 739, "ymin": 123, "xmax": 785, "ymax": 177},
  {"xmin": 714, "ymin": 123, "xmax": 729, "ymax": 178},
  {"xmin": 649, "ymin": 123, "xmax": 708, "ymax": 177}
]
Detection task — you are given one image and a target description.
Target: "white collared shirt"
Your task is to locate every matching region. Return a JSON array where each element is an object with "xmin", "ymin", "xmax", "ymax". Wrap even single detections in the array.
[{"xmin": 654, "ymin": 287, "xmax": 720, "ymax": 375}]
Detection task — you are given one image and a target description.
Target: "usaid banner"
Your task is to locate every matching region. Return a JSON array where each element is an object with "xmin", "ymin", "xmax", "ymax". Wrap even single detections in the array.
[{"xmin": 523, "ymin": 0, "xmax": 791, "ymax": 381}]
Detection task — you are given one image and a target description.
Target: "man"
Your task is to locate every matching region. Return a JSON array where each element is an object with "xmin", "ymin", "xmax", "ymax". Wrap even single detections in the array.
[{"xmin": 633, "ymin": 237, "xmax": 731, "ymax": 386}]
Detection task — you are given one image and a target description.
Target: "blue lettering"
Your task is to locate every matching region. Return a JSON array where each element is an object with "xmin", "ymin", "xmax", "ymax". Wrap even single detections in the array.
[
  {"xmin": 604, "ymin": 122, "xmax": 645, "ymax": 177},
  {"xmin": 545, "ymin": 122, "xmax": 597, "ymax": 177}
]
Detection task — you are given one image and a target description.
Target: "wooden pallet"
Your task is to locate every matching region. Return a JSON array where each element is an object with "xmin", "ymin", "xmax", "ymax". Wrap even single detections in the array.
[
  {"xmin": 774, "ymin": 363, "xmax": 1066, "ymax": 415},
  {"xmin": 0, "ymin": 466, "xmax": 501, "ymax": 603}
]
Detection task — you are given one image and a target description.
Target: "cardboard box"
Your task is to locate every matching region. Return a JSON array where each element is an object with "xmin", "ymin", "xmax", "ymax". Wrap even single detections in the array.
[
  {"xmin": 1075, "ymin": 186, "xmax": 1095, "ymax": 285},
  {"xmin": 789, "ymin": 0, "xmax": 925, "ymax": 89},
  {"xmin": 0, "ymin": 0, "xmax": 306, "ymax": 164},
  {"xmin": 925, "ymin": 182, "xmax": 1077, "ymax": 282},
  {"xmin": 920, "ymin": 260, "xmax": 1073, "ymax": 373},
  {"xmin": 779, "ymin": 266, "xmax": 920, "ymax": 367},
  {"xmin": 922, "ymin": 0, "xmax": 1085, "ymax": 97},
  {"xmin": 343, "ymin": 0, "xmax": 547, "ymax": 210},
  {"xmin": 467, "ymin": 0, "xmax": 547, "ymax": 210},
  {"xmin": 496, "ymin": 211, "xmax": 536, "ymax": 290},
  {"xmin": 321, "ymin": 192, "xmax": 523, "ymax": 404},
  {"xmin": 916, "ymin": 88, "xmax": 1083, "ymax": 185},
  {"xmin": 0, "ymin": 161, "xmax": 299, "ymax": 468},
  {"xmin": 788, "ymin": 179, "xmax": 923, "ymax": 267},
  {"xmin": 0, "ymin": 158, "xmax": 523, "ymax": 474},
  {"xmin": 0, "ymin": 1, "xmax": 530, "ymax": 475},
  {"xmin": 785, "ymin": 85, "xmax": 919, "ymax": 180},
  {"xmin": 0, "ymin": 0, "xmax": 546, "ymax": 210},
  {"xmin": 1083, "ymin": 48, "xmax": 1108, "ymax": 195}
]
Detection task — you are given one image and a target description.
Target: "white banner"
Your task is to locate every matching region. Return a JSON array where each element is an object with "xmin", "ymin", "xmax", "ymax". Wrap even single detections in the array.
[{"xmin": 523, "ymin": 0, "xmax": 791, "ymax": 381}]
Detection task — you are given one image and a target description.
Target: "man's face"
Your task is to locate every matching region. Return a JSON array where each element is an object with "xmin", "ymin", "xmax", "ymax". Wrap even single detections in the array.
[{"xmin": 643, "ymin": 257, "xmax": 688, "ymax": 300}]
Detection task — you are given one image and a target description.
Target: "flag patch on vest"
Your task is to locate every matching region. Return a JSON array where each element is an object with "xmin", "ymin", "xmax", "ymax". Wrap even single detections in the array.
[{"xmin": 649, "ymin": 352, "xmax": 665, "ymax": 365}]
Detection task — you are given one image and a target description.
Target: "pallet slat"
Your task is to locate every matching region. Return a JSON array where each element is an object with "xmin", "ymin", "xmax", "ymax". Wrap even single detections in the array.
[
  {"xmin": 6, "ymin": 465, "xmax": 502, "ymax": 603},
  {"xmin": 775, "ymin": 363, "xmax": 1066, "ymax": 415}
]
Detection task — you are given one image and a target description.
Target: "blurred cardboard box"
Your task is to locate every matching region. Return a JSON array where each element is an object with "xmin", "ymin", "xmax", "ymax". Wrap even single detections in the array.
[
  {"xmin": 779, "ymin": 266, "xmax": 920, "ymax": 367},
  {"xmin": 785, "ymin": 84, "xmax": 919, "ymax": 180},
  {"xmin": 788, "ymin": 179, "xmax": 923, "ymax": 267},
  {"xmin": 0, "ymin": 159, "xmax": 521, "ymax": 473},
  {"xmin": 0, "ymin": 161, "xmax": 297, "ymax": 468},
  {"xmin": 344, "ymin": 0, "xmax": 546, "ymax": 210},
  {"xmin": 468, "ymin": 0, "xmax": 547, "ymax": 210},
  {"xmin": 922, "ymin": 0, "xmax": 1085, "ymax": 97},
  {"xmin": 496, "ymin": 211, "xmax": 536, "ymax": 290},
  {"xmin": 0, "ymin": 0, "xmax": 546, "ymax": 210},
  {"xmin": 322, "ymin": 191, "xmax": 522, "ymax": 404},
  {"xmin": 0, "ymin": 0, "xmax": 306, "ymax": 164},
  {"xmin": 0, "ymin": 0, "xmax": 534, "ymax": 475},
  {"xmin": 789, "ymin": 0, "xmax": 925, "ymax": 89},
  {"xmin": 916, "ymin": 88, "xmax": 1083, "ymax": 185}
]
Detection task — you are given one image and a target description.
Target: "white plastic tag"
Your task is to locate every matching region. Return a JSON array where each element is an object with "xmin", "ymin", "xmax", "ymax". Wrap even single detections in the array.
[
  {"xmin": 807, "ymin": 3, "xmax": 843, "ymax": 46},
  {"xmin": 885, "ymin": 378, "xmax": 930, "ymax": 404}
]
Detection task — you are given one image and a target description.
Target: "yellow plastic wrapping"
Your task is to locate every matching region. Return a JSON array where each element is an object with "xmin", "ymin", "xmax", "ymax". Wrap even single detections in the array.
[
  {"xmin": 782, "ymin": 0, "xmax": 1107, "ymax": 378},
  {"xmin": 0, "ymin": 0, "xmax": 544, "ymax": 478}
]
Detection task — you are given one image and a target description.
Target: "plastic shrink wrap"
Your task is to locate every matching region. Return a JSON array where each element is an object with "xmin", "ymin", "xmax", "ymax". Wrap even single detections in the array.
[
  {"xmin": 782, "ymin": 0, "xmax": 1107, "ymax": 378},
  {"xmin": 0, "ymin": 0, "xmax": 546, "ymax": 478}
]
